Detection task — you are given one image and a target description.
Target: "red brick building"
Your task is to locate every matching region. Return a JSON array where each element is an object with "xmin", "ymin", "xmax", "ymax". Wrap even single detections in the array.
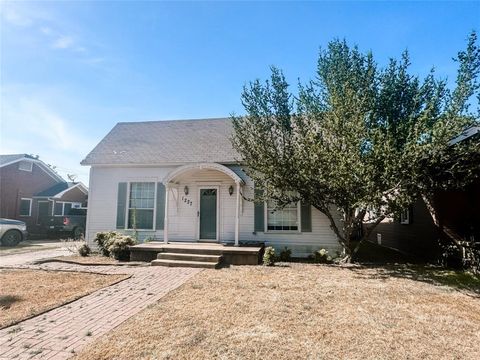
[{"xmin": 0, "ymin": 154, "xmax": 88, "ymax": 235}]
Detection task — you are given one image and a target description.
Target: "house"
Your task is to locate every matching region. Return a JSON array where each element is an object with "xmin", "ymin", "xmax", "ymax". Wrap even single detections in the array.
[
  {"xmin": 81, "ymin": 118, "xmax": 340, "ymax": 259},
  {"xmin": 0, "ymin": 154, "xmax": 88, "ymax": 235},
  {"xmin": 367, "ymin": 125, "xmax": 480, "ymax": 260}
]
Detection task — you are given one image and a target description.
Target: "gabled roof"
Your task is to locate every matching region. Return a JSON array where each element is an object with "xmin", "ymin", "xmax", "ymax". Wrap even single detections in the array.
[
  {"xmin": 81, "ymin": 118, "xmax": 239, "ymax": 166},
  {"xmin": 0, "ymin": 153, "xmax": 65, "ymax": 182},
  {"xmin": 449, "ymin": 125, "xmax": 480, "ymax": 145},
  {"xmin": 35, "ymin": 182, "xmax": 88, "ymax": 198},
  {"xmin": 0, "ymin": 153, "xmax": 36, "ymax": 166}
]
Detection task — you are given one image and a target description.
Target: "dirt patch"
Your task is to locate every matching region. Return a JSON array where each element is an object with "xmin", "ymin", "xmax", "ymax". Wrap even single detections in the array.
[
  {"xmin": 0, "ymin": 269, "xmax": 128, "ymax": 328},
  {"xmin": 75, "ymin": 264, "xmax": 480, "ymax": 360},
  {"xmin": 50, "ymin": 255, "xmax": 121, "ymax": 265}
]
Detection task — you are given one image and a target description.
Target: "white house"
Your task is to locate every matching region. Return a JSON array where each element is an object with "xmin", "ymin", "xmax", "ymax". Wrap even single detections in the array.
[{"xmin": 81, "ymin": 118, "xmax": 340, "ymax": 257}]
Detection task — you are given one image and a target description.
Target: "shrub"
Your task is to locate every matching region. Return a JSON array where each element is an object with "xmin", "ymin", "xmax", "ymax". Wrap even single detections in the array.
[
  {"xmin": 107, "ymin": 235, "xmax": 136, "ymax": 261},
  {"xmin": 77, "ymin": 243, "xmax": 91, "ymax": 257},
  {"xmin": 313, "ymin": 248, "xmax": 333, "ymax": 264},
  {"xmin": 440, "ymin": 240, "xmax": 480, "ymax": 274},
  {"xmin": 94, "ymin": 231, "xmax": 120, "ymax": 257},
  {"xmin": 263, "ymin": 246, "xmax": 276, "ymax": 266},
  {"xmin": 278, "ymin": 247, "xmax": 292, "ymax": 262}
]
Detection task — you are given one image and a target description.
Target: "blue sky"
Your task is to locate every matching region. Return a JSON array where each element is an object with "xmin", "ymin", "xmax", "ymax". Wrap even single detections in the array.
[{"xmin": 1, "ymin": 1, "xmax": 479, "ymax": 185}]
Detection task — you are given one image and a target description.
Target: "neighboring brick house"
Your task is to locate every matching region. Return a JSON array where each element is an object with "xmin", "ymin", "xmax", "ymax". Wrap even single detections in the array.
[
  {"xmin": 367, "ymin": 125, "xmax": 480, "ymax": 260},
  {"xmin": 0, "ymin": 154, "xmax": 88, "ymax": 235}
]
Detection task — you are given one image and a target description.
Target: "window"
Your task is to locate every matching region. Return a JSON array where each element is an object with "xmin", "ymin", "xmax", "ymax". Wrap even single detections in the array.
[
  {"xmin": 53, "ymin": 202, "xmax": 80, "ymax": 216},
  {"xmin": 19, "ymin": 198, "xmax": 32, "ymax": 216},
  {"xmin": 400, "ymin": 208, "xmax": 410, "ymax": 224},
  {"xmin": 128, "ymin": 182, "xmax": 155, "ymax": 229},
  {"xmin": 54, "ymin": 202, "xmax": 64, "ymax": 216},
  {"xmin": 266, "ymin": 200, "xmax": 299, "ymax": 231},
  {"xmin": 64, "ymin": 203, "xmax": 72, "ymax": 215},
  {"xmin": 18, "ymin": 161, "xmax": 33, "ymax": 172}
]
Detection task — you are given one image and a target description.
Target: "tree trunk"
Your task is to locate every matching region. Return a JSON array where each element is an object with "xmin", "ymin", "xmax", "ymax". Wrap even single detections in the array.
[
  {"xmin": 317, "ymin": 206, "xmax": 351, "ymax": 259},
  {"xmin": 351, "ymin": 215, "xmax": 386, "ymax": 260}
]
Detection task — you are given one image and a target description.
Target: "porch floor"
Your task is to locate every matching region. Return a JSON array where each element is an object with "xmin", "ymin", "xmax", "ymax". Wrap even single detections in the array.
[{"xmin": 130, "ymin": 241, "xmax": 264, "ymax": 266}]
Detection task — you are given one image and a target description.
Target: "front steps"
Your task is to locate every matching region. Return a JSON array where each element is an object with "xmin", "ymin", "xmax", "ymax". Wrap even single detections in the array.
[
  {"xmin": 151, "ymin": 251, "xmax": 223, "ymax": 269},
  {"xmin": 129, "ymin": 241, "xmax": 263, "ymax": 266}
]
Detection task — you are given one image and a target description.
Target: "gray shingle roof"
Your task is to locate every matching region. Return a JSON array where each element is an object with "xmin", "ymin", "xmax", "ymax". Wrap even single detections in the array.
[
  {"xmin": 81, "ymin": 118, "xmax": 240, "ymax": 165},
  {"xmin": 35, "ymin": 182, "xmax": 72, "ymax": 197},
  {"xmin": 0, "ymin": 154, "xmax": 34, "ymax": 166}
]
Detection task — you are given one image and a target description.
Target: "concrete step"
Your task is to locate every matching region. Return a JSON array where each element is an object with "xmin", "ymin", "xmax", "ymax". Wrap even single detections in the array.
[
  {"xmin": 158, "ymin": 252, "xmax": 222, "ymax": 263},
  {"xmin": 151, "ymin": 259, "xmax": 220, "ymax": 269},
  {"xmin": 157, "ymin": 246, "xmax": 224, "ymax": 256}
]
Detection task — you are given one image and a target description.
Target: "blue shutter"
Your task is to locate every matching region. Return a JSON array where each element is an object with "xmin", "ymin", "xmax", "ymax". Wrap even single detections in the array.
[
  {"xmin": 301, "ymin": 202, "xmax": 312, "ymax": 232},
  {"xmin": 254, "ymin": 187, "xmax": 264, "ymax": 232},
  {"xmin": 116, "ymin": 182, "xmax": 127, "ymax": 229},
  {"xmin": 156, "ymin": 183, "xmax": 166, "ymax": 230}
]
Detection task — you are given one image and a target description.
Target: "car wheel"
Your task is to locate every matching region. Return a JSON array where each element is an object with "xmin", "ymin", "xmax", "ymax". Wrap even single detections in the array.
[
  {"xmin": 73, "ymin": 227, "xmax": 85, "ymax": 240},
  {"xmin": 1, "ymin": 230, "xmax": 22, "ymax": 247}
]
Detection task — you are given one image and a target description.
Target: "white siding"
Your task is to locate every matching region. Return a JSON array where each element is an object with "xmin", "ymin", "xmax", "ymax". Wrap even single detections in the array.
[
  {"xmin": 85, "ymin": 166, "xmax": 175, "ymax": 243},
  {"xmin": 238, "ymin": 178, "xmax": 341, "ymax": 257},
  {"xmin": 86, "ymin": 165, "xmax": 341, "ymax": 257}
]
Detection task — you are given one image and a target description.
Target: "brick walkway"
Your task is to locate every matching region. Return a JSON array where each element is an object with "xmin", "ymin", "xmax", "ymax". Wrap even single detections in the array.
[
  {"xmin": 0, "ymin": 262, "xmax": 201, "ymax": 359},
  {"xmin": 0, "ymin": 248, "xmax": 72, "ymax": 267}
]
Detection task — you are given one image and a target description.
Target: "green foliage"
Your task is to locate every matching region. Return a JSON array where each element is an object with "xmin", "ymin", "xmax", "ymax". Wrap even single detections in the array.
[
  {"xmin": 107, "ymin": 235, "xmax": 136, "ymax": 261},
  {"xmin": 263, "ymin": 246, "xmax": 276, "ymax": 266},
  {"xmin": 232, "ymin": 32, "xmax": 480, "ymax": 261},
  {"xmin": 440, "ymin": 241, "xmax": 480, "ymax": 274},
  {"xmin": 94, "ymin": 231, "xmax": 119, "ymax": 257},
  {"xmin": 278, "ymin": 247, "xmax": 292, "ymax": 262},
  {"xmin": 77, "ymin": 243, "xmax": 91, "ymax": 257},
  {"xmin": 313, "ymin": 249, "xmax": 333, "ymax": 264}
]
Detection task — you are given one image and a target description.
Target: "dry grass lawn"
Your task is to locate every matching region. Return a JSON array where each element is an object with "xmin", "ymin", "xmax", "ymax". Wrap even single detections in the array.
[
  {"xmin": 0, "ymin": 269, "xmax": 128, "ymax": 328},
  {"xmin": 76, "ymin": 264, "xmax": 480, "ymax": 360}
]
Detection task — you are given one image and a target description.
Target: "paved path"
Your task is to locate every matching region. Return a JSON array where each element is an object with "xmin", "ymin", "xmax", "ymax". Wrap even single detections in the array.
[
  {"xmin": 0, "ymin": 262, "xmax": 201, "ymax": 360},
  {"xmin": 0, "ymin": 248, "xmax": 72, "ymax": 267}
]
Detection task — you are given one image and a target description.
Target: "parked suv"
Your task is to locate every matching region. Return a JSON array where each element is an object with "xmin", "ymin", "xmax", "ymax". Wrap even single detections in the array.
[
  {"xmin": 46, "ymin": 208, "xmax": 87, "ymax": 239},
  {"xmin": 0, "ymin": 218, "xmax": 28, "ymax": 246}
]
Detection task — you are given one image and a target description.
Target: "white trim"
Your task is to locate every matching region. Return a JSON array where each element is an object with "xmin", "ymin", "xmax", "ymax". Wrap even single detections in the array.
[
  {"xmin": 125, "ymin": 181, "xmax": 156, "ymax": 231},
  {"xmin": 0, "ymin": 157, "xmax": 64, "ymax": 183},
  {"xmin": 53, "ymin": 182, "xmax": 88, "ymax": 198},
  {"xmin": 53, "ymin": 201, "xmax": 82, "ymax": 216},
  {"xmin": 400, "ymin": 208, "xmax": 410, "ymax": 225},
  {"xmin": 264, "ymin": 200, "xmax": 301, "ymax": 233},
  {"xmin": 19, "ymin": 198, "xmax": 32, "ymax": 217},
  {"xmin": 18, "ymin": 161, "xmax": 33, "ymax": 172},
  {"xmin": 197, "ymin": 186, "xmax": 220, "ymax": 242},
  {"xmin": 164, "ymin": 185, "xmax": 169, "ymax": 243},
  {"xmin": 235, "ymin": 182, "xmax": 240, "ymax": 246},
  {"xmin": 163, "ymin": 163, "xmax": 244, "ymax": 185}
]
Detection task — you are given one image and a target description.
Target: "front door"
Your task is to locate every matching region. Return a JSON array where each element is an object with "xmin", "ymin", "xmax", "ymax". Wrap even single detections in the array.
[
  {"xmin": 37, "ymin": 201, "xmax": 49, "ymax": 225},
  {"xmin": 199, "ymin": 188, "xmax": 217, "ymax": 240}
]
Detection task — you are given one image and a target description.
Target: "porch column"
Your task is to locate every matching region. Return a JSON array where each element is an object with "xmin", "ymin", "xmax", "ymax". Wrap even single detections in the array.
[
  {"xmin": 164, "ymin": 185, "xmax": 169, "ymax": 244},
  {"xmin": 235, "ymin": 181, "xmax": 240, "ymax": 246}
]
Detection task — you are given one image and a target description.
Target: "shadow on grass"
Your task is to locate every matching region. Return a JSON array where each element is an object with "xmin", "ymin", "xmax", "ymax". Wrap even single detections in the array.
[
  {"xmin": 346, "ymin": 264, "xmax": 480, "ymax": 297},
  {"xmin": 0, "ymin": 295, "xmax": 22, "ymax": 309}
]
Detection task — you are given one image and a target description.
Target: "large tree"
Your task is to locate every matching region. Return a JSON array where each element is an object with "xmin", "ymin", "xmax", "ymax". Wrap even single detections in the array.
[{"xmin": 231, "ymin": 32, "xmax": 480, "ymax": 261}]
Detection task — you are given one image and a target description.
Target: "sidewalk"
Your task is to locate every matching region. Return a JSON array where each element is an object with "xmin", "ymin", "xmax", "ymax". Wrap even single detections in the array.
[{"xmin": 0, "ymin": 262, "xmax": 201, "ymax": 359}]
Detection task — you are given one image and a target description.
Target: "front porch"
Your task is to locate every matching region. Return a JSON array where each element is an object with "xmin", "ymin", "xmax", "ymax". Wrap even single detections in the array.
[{"xmin": 130, "ymin": 241, "xmax": 264, "ymax": 267}]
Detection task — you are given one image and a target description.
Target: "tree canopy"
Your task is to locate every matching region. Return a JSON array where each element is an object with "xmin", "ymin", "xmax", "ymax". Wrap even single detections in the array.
[{"xmin": 231, "ymin": 32, "xmax": 480, "ymax": 260}]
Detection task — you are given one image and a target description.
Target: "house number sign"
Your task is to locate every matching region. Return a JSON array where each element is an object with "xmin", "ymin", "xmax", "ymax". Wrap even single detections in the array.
[{"xmin": 181, "ymin": 195, "xmax": 193, "ymax": 206}]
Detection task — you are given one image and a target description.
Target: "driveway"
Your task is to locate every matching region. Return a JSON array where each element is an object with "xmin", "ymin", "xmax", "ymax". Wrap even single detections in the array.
[
  {"xmin": 0, "ymin": 262, "xmax": 201, "ymax": 360},
  {"xmin": 0, "ymin": 240, "xmax": 73, "ymax": 266}
]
